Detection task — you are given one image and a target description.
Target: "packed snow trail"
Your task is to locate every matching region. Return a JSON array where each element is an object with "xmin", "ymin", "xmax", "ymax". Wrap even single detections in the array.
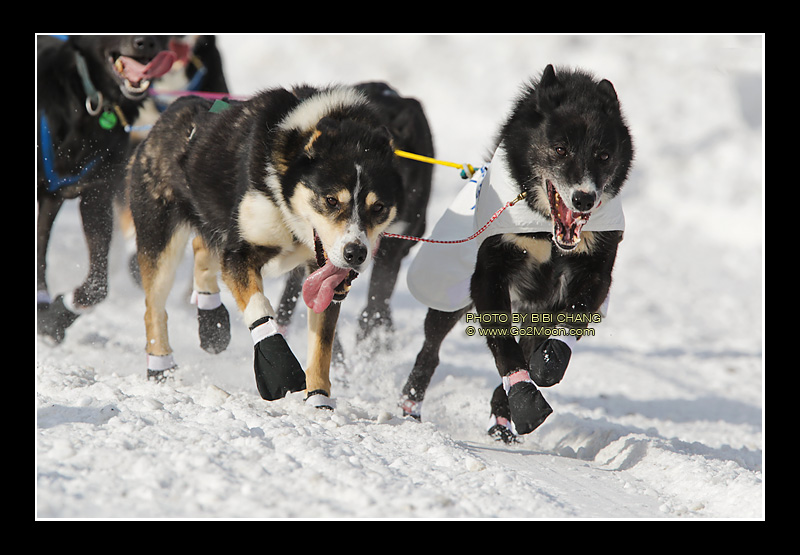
[{"xmin": 36, "ymin": 35, "xmax": 763, "ymax": 519}]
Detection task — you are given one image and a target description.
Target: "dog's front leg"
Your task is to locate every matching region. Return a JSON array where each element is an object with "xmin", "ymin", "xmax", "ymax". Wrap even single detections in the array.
[
  {"xmin": 222, "ymin": 255, "xmax": 306, "ymax": 401},
  {"xmin": 471, "ymin": 239, "xmax": 552, "ymax": 435},
  {"xmin": 470, "ymin": 241, "xmax": 528, "ymax": 374},
  {"xmin": 37, "ymin": 193, "xmax": 70, "ymax": 342},
  {"xmin": 37, "ymin": 183, "xmax": 115, "ymax": 344},
  {"xmin": 400, "ymin": 306, "xmax": 469, "ymax": 420},
  {"xmin": 358, "ymin": 236, "xmax": 405, "ymax": 340},
  {"xmin": 304, "ymin": 301, "xmax": 341, "ymax": 410},
  {"xmin": 36, "ymin": 192, "xmax": 63, "ymax": 303},
  {"xmin": 73, "ymin": 182, "xmax": 115, "ymax": 309}
]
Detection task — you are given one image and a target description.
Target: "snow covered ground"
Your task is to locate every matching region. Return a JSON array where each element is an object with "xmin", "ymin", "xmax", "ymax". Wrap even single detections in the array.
[{"xmin": 36, "ymin": 34, "xmax": 764, "ymax": 519}]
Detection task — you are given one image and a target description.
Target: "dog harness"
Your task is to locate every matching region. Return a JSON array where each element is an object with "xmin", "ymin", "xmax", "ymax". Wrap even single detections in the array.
[
  {"xmin": 38, "ymin": 46, "xmax": 116, "ymax": 192},
  {"xmin": 38, "ymin": 111, "xmax": 101, "ymax": 193},
  {"xmin": 406, "ymin": 145, "xmax": 626, "ymax": 312}
]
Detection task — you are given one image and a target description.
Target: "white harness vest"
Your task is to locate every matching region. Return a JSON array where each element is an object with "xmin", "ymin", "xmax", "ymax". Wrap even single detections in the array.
[{"xmin": 407, "ymin": 146, "xmax": 625, "ymax": 312}]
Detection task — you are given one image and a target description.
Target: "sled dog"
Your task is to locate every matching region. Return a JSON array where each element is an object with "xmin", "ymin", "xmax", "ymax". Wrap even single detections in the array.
[
  {"xmin": 275, "ymin": 82, "xmax": 434, "ymax": 349},
  {"xmin": 37, "ymin": 35, "xmax": 176, "ymax": 343},
  {"xmin": 400, "ymin": 65, "xmax": 634, "ymax": 441},
  {"xmin": 128, "ymin": 86, "xmax": 402, "ymax": 408}
]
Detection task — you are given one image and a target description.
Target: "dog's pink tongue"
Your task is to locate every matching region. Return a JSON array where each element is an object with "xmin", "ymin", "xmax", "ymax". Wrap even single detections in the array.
[
  {"xmin": 555, "ymin": 199, "xmax": 590, "ymax": 245},
  {"xmin": 303, "ymin": 263, "xmax": 351, "ymax": 314},
  {"xmin": 117, "ymin": 51, "xmax": 177, "ymax": 83}
]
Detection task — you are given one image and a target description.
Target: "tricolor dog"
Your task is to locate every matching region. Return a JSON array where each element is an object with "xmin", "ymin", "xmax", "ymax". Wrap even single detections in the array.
[
  {"xmin": 128, "ymin": 86, "xmax": 402, "ymax": 409},
  {"xmin": 401, "ymin": 65, "xmax": 634, "ymax": 441},
  {"xmin": 274, "ymin": 82, "xmax": 434, "ymax": 352}
]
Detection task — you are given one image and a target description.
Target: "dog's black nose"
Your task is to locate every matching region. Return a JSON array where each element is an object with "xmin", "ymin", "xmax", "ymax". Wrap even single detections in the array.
[
  {"xmin": 132, "ymin": 36, "xmax": 160, "ymax": 55},
  {"xmin": 343, "ymin": 242, "xmax": 367, "ymax": 266},
  {"xmin": 571, "ymin": 190, "xmax": 597, "ymax": 212}
]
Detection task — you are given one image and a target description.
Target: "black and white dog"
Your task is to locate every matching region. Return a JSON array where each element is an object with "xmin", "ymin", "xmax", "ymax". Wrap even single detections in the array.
[
  {"xmin": 37, "ymin": 35, "xmax": 176, "ymax": 343},
  {"xmin": 128, "ymin": 86, "xmax": 403, "ymax": 409},
  {"xmin": 275, "ymin": 82, "xmax": 433, "ymax": 348},
  {"xmin": 401, "ymin": 65, "xmax": 634, "ymax": 442}
]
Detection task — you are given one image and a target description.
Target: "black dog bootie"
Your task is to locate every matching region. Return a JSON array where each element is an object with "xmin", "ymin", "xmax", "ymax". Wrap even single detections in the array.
[
  {"xmin": 250, "ymin": 316, "xmax": 306, "ymax": 401},
  {"xmin": 192, "ymin": 292, "xmax": 231, "ymax": 354},
  {"xmin": 37, "ymin": 294, "xmax": 81, "ymax": 344},
  {"xmin": 504, "ymin": 370, "xmax": 553, "ymax": 435},
  {"xmin": 529, "ymin": 337, "xmax": 572, "ymax": 387}
]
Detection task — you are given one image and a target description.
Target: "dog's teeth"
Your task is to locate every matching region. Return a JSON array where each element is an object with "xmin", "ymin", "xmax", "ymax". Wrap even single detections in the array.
[{"xmin": 124, "ymin": 79, "xmax": 151, "ymax": 93}]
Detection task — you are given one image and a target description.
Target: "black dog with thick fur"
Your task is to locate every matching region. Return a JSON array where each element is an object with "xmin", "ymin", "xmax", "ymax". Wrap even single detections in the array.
[
  {"xmin": 37, "ymin": 35, "xmax": 175, "ymax": 343},
  {"xmin": 401, "ymin": 65, "xmax": 634, "ymax": 442}
]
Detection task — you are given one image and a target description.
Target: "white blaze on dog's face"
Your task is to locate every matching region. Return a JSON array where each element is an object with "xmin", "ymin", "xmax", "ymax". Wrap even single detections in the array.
[
  {"xmin": 286, "ymin": 112, "xmax": 402, "ymax": 273},
  {"xmin": 291, "ymin": 162, "xmax": 398, "ymax": 273}
]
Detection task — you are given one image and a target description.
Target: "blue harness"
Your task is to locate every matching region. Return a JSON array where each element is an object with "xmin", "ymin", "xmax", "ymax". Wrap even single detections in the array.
[
  {"xmin": 39, "ymin": 35, "xmax": 104, "ymax": 192},
  {"xmin": 38, "ymin": 35, "xmax": 206, "ymax": 190},
  {"xmin": 39, "ymin": 110, "xmax": 100, "ymax": 193}
]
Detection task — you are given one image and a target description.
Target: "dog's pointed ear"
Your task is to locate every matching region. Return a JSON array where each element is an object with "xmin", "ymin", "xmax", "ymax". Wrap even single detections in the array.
[
  {"xmin": 316, "ymin": 116, "xmax": 339, "ymax": 134},
  {"xmin": 535, "ymin": 64, "xmax": 560, "ymax": 113},
  {"xmin": 375, "ymin": 125, "xmax": 395, "ymax": 150},
  {"xmin": 304, "ymin": 129, "xmax": 322, "ymax": 156},
  {"xmin": 597, "ymin": 79, "xmax": 621, "ymax": 114},
  {"xmin": 304, "ymin": 117, "xmax": 339, "ymax": 156},
  {"xmin": 597, "ymin": 79, "xmax": 618, "ymax": 102},
  {"xmin": 540, "ymin": 64, "xmax": 558, "ymax": 88}
]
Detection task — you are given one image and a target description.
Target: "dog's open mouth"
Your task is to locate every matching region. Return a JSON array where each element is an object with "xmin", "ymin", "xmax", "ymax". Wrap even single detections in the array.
[
  {"xmin": 110, "ymin": 50, "xmax": 176, "ymax": 99},
  {"xmin": 302, "ymin": 231, "xmax": 358, "ymax": 314},
  {"xmin": 547, "ymin": 180, "xmax": 591, "ymax": 250}
]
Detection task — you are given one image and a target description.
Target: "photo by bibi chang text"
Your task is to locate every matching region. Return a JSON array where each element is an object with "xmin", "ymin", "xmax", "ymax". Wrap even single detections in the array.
[{"xmin": 463, "ymin": 311, "xmax": 600, "ymax": 338}]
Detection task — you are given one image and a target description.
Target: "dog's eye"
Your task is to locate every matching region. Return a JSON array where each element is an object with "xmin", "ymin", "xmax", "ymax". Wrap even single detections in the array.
[
  {"xmin": 555, "ymin": 146, "xmax": 567, "ymax": 157},
  {"xmin": 326, "ymin": 196, "xmax": 339, "ymax": 208},
  {"xmin": 597, "ymin": 151, "xmax": 610, "ymax": 162},
  {"xmin": 371, "ymin": 202, "xmax": 384, "ymax": 214}
]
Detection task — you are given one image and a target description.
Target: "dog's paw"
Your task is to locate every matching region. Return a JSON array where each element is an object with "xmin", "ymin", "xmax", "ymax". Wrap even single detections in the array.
[
  {"xmin": 400, "ymin": 398, "xmax": 422, "ymax": 420},
  {"xmin": 147, "ymin": 354, "xmax": 177, "ymax": 383},
  {"xmin": 251, "ymin": 317, "xmax": 306, "ymax": 401},
  {"xmin": 487, "ymin": 414, "xmax": 520, "ymax": 444},
  {"xmin": 504, "ymin": 371, "xmax": 552, "ymax": 435},
  {"xmin": 488, "ymin": 423, "xmax": 520, "ymax": 444},
  {"xmin": 530, "ymin": 337, "xmax": 572, "ymax": 387},
  {"xmin": 37, "ymin": 294, "xmax": 81, "ymax": 344},
  {"xmin": 147, "ymin": 368, "xmax": 176, "ymax": 383},
  {"xmin": 305, "ymin": 389, "xmax": 335, "ymax": 410}
]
